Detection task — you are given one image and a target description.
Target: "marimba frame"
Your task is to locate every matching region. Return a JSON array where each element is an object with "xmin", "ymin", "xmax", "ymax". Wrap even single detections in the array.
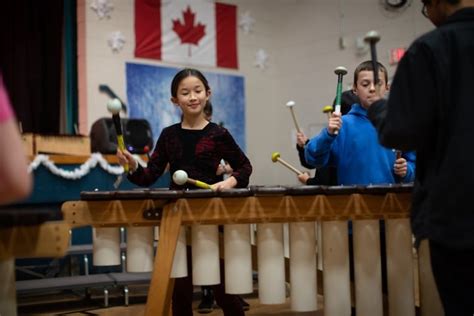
[{"xmin": 62, "ymin": 185, "xmax": 416, "ymax": 315}]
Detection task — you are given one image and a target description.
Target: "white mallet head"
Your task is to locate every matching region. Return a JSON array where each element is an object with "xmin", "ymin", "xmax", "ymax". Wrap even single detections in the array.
[
  {"xmin": 364, "ymin": 30, "xmax": 381, "ymax": 44},
  {"xmin": 286, "ymin": 100, "xmax": 296, "ymax": 108},
  {"xmin": 107, "ymin": 98, "xmax": 122, "ymax": 115},
  {"xmin": 334, "ymin": 66, "xmax": 348, "ymax": 76},
  {"xmin": 172, "ymin": 170, "xmax": 188, "ymax": 185}
]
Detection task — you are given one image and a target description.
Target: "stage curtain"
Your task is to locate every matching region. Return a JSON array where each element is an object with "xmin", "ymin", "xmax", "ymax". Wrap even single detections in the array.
[{"xmin": 0, "ymin": 0, "xmax": 64, "ymax": 134}]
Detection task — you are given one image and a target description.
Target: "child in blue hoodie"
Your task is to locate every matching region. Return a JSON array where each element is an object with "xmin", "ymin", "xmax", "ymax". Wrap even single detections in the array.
[
  {"xmin": 305, "ymin": 60, "xmax": 415, "ymax": 185},
  {"xmin": 304, "ymin": 61, "xmax": 416, "ymax": 307}
]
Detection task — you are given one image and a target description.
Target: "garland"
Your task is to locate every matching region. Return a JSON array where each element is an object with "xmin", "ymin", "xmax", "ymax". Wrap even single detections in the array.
[{"xmin": 28, "ymin": 153, "xmax": 146, "ymax": 180}]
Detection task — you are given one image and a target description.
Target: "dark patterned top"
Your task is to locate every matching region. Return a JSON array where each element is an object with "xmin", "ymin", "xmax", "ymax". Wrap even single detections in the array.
[{"xmin": 128, "ymin": 122, "xmax": 252, "ymax": 189}]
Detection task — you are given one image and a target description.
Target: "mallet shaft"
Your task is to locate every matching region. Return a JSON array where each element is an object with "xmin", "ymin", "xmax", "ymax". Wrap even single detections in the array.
[
  {"xmin": 370, "ymin": 44, "xmax": 380, "ymax": 96},
  {"xmin": 112, "ymin": 114, "xmax": 128, "ymax": 172},
  {"xmin": 364, "ymin": 31, "xmax": 381, "ymax": 97},
  {"xmin": 395, "ymin": 150, "xmax": 402, "ymax": 159},
  {"xmin": 289, "ymin": 107, "xmax": 301, "ymax": 133},
  {"xmin": 188, "ymin": 178, "xmax": 212, "ymax": 190},
  {"xmin": 277, "ymin": 157, "xmax": 303, "ymax": 175}
]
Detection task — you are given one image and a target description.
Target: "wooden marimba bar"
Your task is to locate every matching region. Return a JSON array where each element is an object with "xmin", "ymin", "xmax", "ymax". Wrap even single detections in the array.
[{"xmin": 62, "ymin": 184, "xmax": 442, "ymax": 316}]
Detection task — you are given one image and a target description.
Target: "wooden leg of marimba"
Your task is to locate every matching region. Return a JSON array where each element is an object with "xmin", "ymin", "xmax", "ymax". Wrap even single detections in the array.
[
  {"xmin": 322, "ymin": 220, "xmax": 351, "ymax": 316},
  {"xmin": 418, "ymin": 239, "xmax": 444, "ymax": 316},
  {"xmin": 385, "ymin": 218, "xmax": 416, "ymax": 316},
  {"xmin": 353, "ymin": 219, "xmax": 383, "ymax": 316},
  {"xmin": 145, "ymin": 203, "xmax": 183, "ymax": 316},
  {"xmin": 0, "ymin": 257, "xmax": 17, "ymax": 316}
]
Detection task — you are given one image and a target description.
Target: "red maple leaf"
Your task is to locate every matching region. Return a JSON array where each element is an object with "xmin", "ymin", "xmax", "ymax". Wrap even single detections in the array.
[{"xmin": 172, "ymin": 6, "xmax": 206, "ymax": 56}]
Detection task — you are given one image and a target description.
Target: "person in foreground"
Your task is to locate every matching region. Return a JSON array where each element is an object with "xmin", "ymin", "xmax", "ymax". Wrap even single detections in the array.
[
  {"xmin": 0, "ymin": 73, "xmax": 32, "ymax": 205},
  {"xmin": 116, "ymin": 68, "xmax": 252, "ymax": 316},
  {"xmin": 368, "ymin": 1, "xmax": 474, "ymax": 314}
]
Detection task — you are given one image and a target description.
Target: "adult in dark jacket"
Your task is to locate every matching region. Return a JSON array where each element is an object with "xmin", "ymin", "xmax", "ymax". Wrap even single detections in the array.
[{"xmin": 368, "ymin": 1, "xmax": 474, "ymax": 314}]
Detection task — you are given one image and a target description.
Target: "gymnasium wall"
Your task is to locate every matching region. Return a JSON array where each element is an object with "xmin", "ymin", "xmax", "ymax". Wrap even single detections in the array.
[{"xmin": 78, "ymin": 0, "xmax": 433, "ymax": 186}]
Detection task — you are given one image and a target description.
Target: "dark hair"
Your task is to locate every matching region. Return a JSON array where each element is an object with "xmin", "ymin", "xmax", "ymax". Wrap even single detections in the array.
[
  {"xmin": 332, "ymin": 90, "xmax": 360, "ymax": 115},
  {"xmin": 203, "ymin": 101, "xmax": 213, "ymax": 118},
  {"xmin": 353, "ymin": 60, "xmax": 388, "ymax": 86},
  {"xmin": 170, "ymin": 68, "xmax": 210, "ymax": 98}
]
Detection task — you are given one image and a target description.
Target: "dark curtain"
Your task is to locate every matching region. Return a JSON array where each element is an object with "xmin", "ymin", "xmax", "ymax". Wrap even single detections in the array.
[
  {"xmin": 0, "ymin": 0, "xmax": 64, "ymax": 134},
  {"xmin": 64, "ymin": 0, "xmax": 78, "ymax": 135}
]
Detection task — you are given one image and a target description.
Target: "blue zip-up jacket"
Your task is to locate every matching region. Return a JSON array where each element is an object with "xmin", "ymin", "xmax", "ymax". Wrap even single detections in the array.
[{"xmin": 305, "ymin": 104, "xmax": 415, "ymax": 185}]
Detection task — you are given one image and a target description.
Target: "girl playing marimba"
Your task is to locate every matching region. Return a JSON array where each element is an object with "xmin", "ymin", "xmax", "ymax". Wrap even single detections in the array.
[{"xmin": 116, "ymin": 68, "xmax": 252, "ymax": 316}]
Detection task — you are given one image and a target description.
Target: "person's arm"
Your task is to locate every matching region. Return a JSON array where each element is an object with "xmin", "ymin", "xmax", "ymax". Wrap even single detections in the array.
[
  {"xmin": 304, "ymin": 128, "xmax": 337, "ymax": 167},
  {"xmin": 216, "ymin": 159, "xmax": 233, "ymax": 176},
  {"xmin": 217, "ymin": 129, "xmax": 252, "ymax": 189},
  {"xmin": 297, "ymin": 172, "xmax": 311, "ymax": 185},
  {"xmin": 296, "ymin": 131, "xmax": 314, "ymax": 168},
  {"xmin": 401, "ymin": 151, "xmax": 416, "ymax": 183},
  {"xmin": 0, "ymin": 79, "xmax": 32, "ymax": 204},
  {"xmin": 296, "ymin": 141, "xmax": 315, "ymax": 169},
  {"xmin": 120, "ymin": 129, "xmax": 169, "ymax": 187}
]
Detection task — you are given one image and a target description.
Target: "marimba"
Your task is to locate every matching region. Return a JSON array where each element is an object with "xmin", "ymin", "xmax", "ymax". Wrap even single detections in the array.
[{"xmin": 62, "ymin": 184, "xmax": 443, "ymax": 316}]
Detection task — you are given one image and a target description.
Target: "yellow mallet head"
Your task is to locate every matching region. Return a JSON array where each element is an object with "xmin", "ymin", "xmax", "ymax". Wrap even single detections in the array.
[
  {"xmin": 271, "ymin": 152, "xmax": 281, "ymax": 163},
  {"xmin": 322, "ymin": 105, "xmax": 333, "ymax": 114}
]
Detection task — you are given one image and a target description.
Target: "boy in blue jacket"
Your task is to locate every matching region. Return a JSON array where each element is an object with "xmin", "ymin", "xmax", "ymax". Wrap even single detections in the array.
[{"xmin": 305, "ymin": 60, "xmax": 415, "ymax": 185}]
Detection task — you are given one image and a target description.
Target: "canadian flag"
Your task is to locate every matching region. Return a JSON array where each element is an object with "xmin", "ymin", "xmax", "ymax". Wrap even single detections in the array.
[{"xmin": 135, "ymin": 0, "xmax": 238, "ymax": 69}]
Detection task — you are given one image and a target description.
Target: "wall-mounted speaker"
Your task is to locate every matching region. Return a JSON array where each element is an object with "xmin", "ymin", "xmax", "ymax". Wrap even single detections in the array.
[{"xmin": 90, "ymin": 118, "xmax": 153, "ymax": 154}]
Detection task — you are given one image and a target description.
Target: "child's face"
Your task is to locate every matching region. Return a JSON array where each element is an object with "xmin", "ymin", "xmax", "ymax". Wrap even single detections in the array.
[
  {"xmin": 353, "ymin": 70, "xmax": 389, "ymax": 109},
  {"xmin": 171, "ymin": 76, "xmax": 210, "ymax": 118}
]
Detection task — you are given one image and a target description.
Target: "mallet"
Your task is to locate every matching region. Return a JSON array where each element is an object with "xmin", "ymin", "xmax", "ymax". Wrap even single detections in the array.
[
  {"xmin": 334, "ymin": 66, "xmax": 348, "ymax": 115},
  {"xmin": 107, "ymin": 98, "xmax": 128, "ymax": 173},
  {"xmin": 364, "ymin": 30, "xmax": 381, "ymax": 96},
  {"xmin": 322, "ymin": 105, "xmax": 333, "ymax": 119},
  {"xmin": 395, "ymin": 150, "xmax": 402, "ymax": 159},
  {"xmin": 333, "ymin": 66, "xmax": 348, "ymax": 135},
  {"xmin": 271, "ymin": 152, "xmax": 303, "ymax": 175},
  {"xmin": 172, "ymin": 170, "xmax": 212, "ymax": 190},
  {"xmin": 286, "ymin": 100, "xmax": 301, "ymax": 133}
]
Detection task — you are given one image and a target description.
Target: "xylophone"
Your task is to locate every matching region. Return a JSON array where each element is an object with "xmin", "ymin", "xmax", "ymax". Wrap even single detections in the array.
[{"xmin": 61, "ymin": 184, "xmax": 442, "ymax": 316}]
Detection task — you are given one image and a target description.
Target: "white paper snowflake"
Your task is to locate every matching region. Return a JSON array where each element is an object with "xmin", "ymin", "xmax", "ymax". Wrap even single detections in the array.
[
  {"xmin": 254, "ymin": 49, "xmax": 269, "ymax": 70},
  {"xmin": 108, "ymin": 31, "xmax": 125, "ymax": 53},
  {"xmin": 90, "ymin": 0, "xmax": 114, "ymax": 19},
  {"xmin": 239, "ymin": 11, "xmax": 255, "ymax": 35}
]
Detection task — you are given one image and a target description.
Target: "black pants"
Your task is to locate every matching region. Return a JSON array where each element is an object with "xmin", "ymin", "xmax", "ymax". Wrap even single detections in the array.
[
  {"xmin": 429, "ymin": 240, "xmax": 474, "ymax": 316},
  {"xmin": 171, "ymin": 247, "xmax": 245, "ymax": 316}
]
